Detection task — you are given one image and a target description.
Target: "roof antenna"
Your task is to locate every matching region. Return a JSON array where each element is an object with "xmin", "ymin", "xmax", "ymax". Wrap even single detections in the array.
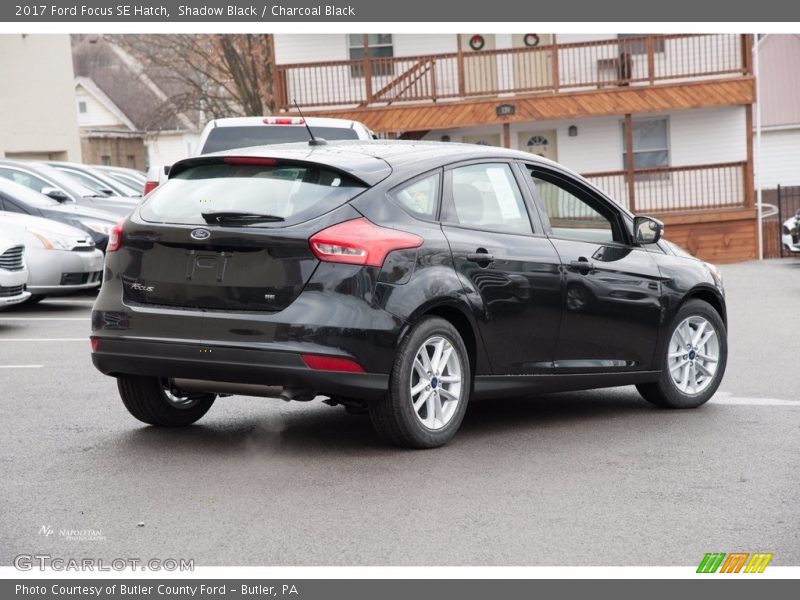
[{"xmin": 293, "ymin": 99, "xmax": 327, "ymax": 146}]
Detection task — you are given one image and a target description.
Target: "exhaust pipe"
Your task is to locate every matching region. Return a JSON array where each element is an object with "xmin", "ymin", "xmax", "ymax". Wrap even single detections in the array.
[{"xmin": 172, "ymin": 379, "xmax": 315, "ymax": 401}]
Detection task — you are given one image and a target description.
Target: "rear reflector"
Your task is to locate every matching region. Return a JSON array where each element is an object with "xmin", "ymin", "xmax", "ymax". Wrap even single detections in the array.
[
  {"xmin": 309, "ymin": 218, "xmax": 423, "ymax": 267},
  {"xmin": 143, "ymin": 180, "xmax": 158, "ymax": 195},
  {"xmin": 263, "ymin": 117, "xmax": 304, "ymax": 125},
  {"xmin": 302, "ymin": 354, "xmax": 365, "ymax": 373},
  {"xmin": 106, "ymin": 218, "xmax": 126, "ymax": 252},
  {"xmin": 223, "ymin": 157, "xmax": 278, "ymax": 166},
  {"xmin": 90, "ymin": 337, "xmax": 99, "ymax": 352}
]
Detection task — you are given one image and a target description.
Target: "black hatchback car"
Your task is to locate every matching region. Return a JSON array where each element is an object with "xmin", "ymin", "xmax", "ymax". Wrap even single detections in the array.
[{"xmin": 91, "ymin": 141, "xmax": 728, "ymax": 448}]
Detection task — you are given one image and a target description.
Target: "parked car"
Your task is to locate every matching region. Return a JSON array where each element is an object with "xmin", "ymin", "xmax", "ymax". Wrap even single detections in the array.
[
  {"xmin": 95, "ymin": 165, "xmax": 146, "ymax": 194},
  {"xmin": 781, "ymin": 210, "xmax": 800, "ymax": 253},
  {"xmin": 0, "ymin": 177, "xmax": 118, "ymax": 251},
  {"xmin": 91, "ymin": 141, "xmax": 728, "ymax": 448},
  {"xmin": 0, "ymin": 160, "xmax": 138, "ymax": 217},
  {"xmin": 0, "ymin": 212, "xmax": 103, "ymax": 303},
  {"xmin": 144, "ymin": 116, "xmax": 376, "ymax": 194},
  {"xmin": 0, "ymin": 236, "xmax": 30, "ymax": 309},
  {"xmin": 47, "ymin": 162, "xmax": 143, "ymax": 197}
]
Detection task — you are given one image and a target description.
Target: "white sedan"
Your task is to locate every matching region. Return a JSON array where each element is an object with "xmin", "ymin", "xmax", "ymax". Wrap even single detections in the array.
[
  {"xmin": 0, "ymin": 212, "xmax": 104, "ymax": 303},
  {"xmin": 0, "ymin": 235, "xmax": 30, "ymax": 308}
]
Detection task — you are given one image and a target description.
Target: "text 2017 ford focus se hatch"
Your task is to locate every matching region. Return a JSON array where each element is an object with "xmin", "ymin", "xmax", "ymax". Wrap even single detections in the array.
[{"xmin": 91, "ymin": 141, "xmax": 727, "ymax": 448}]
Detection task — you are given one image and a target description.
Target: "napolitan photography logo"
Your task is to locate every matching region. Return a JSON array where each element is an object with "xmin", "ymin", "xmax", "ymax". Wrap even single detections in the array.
[
  {"xmin": 697, "ymin": 552, "xmax": 773, "ymax": 573},
  {"xmin": 38, "ymin": 524, "xmax": 106, "ymax": 542}
]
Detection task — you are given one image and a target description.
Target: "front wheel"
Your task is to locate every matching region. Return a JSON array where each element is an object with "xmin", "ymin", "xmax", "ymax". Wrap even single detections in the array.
[
  {"xmin": 637, "ymin": 299, "xmax": 727, "ymax": 408},
  {"xmin": 117, "ymin": 376, "xmax": 216, "ymax": 426},
  {"xmin": 369, "ymin": 317, "xmax": 471, "ymax": 449}
]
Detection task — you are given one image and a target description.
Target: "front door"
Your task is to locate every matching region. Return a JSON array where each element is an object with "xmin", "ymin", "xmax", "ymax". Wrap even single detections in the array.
[
  {"xmin": 440, "ymin": 161, "xmax": 562, "ymax": 375},
  {"xmin": 511, "ymin": 33, "xmax": 554, "ymax": 91},
  {"xmin": 460, "ymin": 34, "xmax": 498, "ymax": 95},
  {"xmin": 518, "ymin": 130, "xmax": 558, "ymax": 160},
  {"xmin": 523, "ymin": 164, "xmax": 663, "ymax": 372}
]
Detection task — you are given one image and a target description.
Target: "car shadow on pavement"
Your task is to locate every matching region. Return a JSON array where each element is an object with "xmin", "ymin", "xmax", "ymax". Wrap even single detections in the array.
[{"xmin": 113, "ymin": 388, "xmax": 655, "ymax": 456}]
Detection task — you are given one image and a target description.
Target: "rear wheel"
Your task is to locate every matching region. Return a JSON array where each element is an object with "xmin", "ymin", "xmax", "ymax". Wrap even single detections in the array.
[
  {"xmin": 117, "ymin": 376, "xmax": 216, "ymax": 426},
  {"xmin": 24, "ymin": 295, "xmax": 45, "ymax": 305},
  {"xmin": 369, "ymin": 317, "xmax": 470, "ymax": 448},
  {"xmin": 637, "ymin": 299, "xmax": 727, "ymax": 408}
]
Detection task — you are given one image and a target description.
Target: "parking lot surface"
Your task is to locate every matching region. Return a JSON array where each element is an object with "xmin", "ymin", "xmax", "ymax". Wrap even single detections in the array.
[{"xmin": 1, "ymin": 259, "xmax": 798, "ymax": 566}]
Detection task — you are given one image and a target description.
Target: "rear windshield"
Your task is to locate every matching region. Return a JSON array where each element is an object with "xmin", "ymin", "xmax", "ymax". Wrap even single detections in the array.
[
  {"xmin": 201, "ymin": 126, "xmax": 360, "ymax": 154},
  {"xmin": 140, "ymin": 162, "xmax": 367, "ymax": 227}
]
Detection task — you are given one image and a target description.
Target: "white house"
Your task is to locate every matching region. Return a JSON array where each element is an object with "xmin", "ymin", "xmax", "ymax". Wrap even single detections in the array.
[{"xmin": 0, "ymin": 34, "xmax": 82, "ymax": 161}]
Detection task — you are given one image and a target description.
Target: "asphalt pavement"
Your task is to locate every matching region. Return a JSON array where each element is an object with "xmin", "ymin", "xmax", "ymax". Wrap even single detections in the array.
[{"xmin": 1, "ymin": 258, "xmax": 798, "ymax": 567}]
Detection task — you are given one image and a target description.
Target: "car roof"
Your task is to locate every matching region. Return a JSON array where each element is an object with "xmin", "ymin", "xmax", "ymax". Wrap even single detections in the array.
[
  {"xmin": 171, "ymin": 140, "xmax": 564, "ymax": 187},
  {"xmin": 207, "ymin": 116, "xmax": 363, "ymax": 129}
]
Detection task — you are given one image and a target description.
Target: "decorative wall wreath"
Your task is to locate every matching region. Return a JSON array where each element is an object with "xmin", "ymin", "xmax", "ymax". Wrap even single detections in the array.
[
  {"xmin": 469, "ymin": 35, "xmax": 485, "ymax": 51},
  {"xmin": 523, "ymin": 33, "xmax": 541, "ymax": 47}
]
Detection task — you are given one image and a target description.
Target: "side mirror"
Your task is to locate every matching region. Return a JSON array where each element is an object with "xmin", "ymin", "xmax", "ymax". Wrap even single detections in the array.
[
  {"xmin": 41, "ymin": 187, "xmax": 70, "ymax": 203},
  {"xmin": 633, "ymin": 216, "xmax": 664, "ymax": 245}
]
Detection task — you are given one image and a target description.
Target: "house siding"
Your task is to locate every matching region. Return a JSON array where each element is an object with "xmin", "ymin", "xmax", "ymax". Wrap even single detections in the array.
[
  {"xmin": 757, "ymin": 128, "xmax": 800, "ymax": 188},
  {"xmin": 0, "ymin": 34, "xmax": 81, "ymax": 161}
]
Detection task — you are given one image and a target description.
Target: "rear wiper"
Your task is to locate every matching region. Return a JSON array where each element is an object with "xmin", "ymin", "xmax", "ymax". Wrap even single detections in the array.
[{"xmin": 201, "ymin": 211, "xmax": 285, "ymax": 225}]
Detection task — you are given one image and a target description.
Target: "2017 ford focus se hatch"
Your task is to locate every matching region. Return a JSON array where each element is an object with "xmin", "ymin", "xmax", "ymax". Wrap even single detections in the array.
[{"xmin": 91, "ymin": 141, "xmax": 728, "ymax": 448}]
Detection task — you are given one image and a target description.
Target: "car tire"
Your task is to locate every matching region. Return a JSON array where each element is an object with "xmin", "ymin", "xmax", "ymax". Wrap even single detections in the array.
[
  {"xmin": 117, "ymin": 376, "xmax": 216, "ymax": 426},
  {"xmin": 24, "ymin": 295, "xmax": 45, "ymax": 305},
  {"xmin": 369, "ymin": 317, "xmax": 471, "ymax": 449},
  {"xmin": 636, "ymin": 299, "xmax": 727, "ymax": 409}
]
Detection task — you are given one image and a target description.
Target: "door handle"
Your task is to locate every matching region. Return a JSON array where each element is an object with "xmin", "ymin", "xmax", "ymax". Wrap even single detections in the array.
[
  {"xmin": 569, "ymin": 258, "xmax": 594, "ymax": 273},
  {"xmin": 466, "ymin": 250, "xmax": 494, "ymax": 265}
]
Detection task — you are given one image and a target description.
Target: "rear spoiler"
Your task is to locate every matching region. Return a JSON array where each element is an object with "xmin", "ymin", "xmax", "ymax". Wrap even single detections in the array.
[{"xmin": 169, "ymin": 151, "xmax": 392, "ymax": 188}]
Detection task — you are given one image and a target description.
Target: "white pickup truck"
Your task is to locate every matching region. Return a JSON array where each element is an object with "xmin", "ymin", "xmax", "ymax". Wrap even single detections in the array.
[{"xmin": 144, "ymin": 116, "xmax": 375, "ymax": 194}]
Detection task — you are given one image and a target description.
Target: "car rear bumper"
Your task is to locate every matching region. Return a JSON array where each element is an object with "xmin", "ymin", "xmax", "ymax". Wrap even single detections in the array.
[{"xmin": 90, "ymin": 338, "xmax": 389, "ymax": 401}]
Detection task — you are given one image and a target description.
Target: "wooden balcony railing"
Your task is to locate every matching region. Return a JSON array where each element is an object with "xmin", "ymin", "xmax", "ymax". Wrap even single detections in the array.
[
  {"xmin": 276, "ymin": 34, "xmax": 750, "ymax": 110},
  {"xmin": 582, "ymin": 161, "xmax": 750, "ymax": 214}
]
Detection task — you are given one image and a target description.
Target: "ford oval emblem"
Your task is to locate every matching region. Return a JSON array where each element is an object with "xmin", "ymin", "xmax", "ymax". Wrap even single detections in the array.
[{"xmin": 190, "ymin": 228, "xmax": 211, "ymax": 240}]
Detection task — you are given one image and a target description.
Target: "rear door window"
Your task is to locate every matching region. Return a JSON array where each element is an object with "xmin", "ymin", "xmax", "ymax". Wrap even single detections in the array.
[{"xmin": 140, "ymin": 162, "xmax": 367, "ymax": 227}]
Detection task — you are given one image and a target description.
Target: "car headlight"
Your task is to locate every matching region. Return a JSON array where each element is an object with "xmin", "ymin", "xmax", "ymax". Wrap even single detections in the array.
[
  {"xmin": 79, "ymin": 220, "xmax": 112, "ymax": 235},
  {"xmin": 27, "ymin": 227, "xmax": 76, "ymax": 251}
]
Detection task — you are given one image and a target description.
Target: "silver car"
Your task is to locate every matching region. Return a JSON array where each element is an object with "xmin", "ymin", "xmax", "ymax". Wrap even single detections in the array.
[
  {"xmin": 0, "ymin": 212, "xmax": 104, "ymax": 302},
  {"xmin": 0, "ymin": 235, "xmax": 30, "ymax": 309}
]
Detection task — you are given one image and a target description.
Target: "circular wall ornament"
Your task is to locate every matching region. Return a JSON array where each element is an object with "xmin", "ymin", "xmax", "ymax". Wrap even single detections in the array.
[
  {"xmin": 469, "ymin": 35, "xmax": 485, "ymax": 51},
  {"xmin": 523, "ymin": 33, "xmax": 541, "ymax": 47}
]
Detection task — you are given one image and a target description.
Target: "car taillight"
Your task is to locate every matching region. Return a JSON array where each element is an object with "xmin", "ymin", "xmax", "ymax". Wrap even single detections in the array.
[
  {"xmin": 90, "ymin": 337, "xmax": 99, "ymax": 352},
  {"xmin": 106, "ymin": 219, "xmax": 126, "ymax": 252},
  {"xmin": 309, "ymin": 218, "xmax": 423, "ymax": 267},
  {"xmin": 302, "ymin": 354, "xmax": 365, "ymax": 373},
  {"xmin": 143, "ymin": 180, "xmax": 158, "ymax": 195}
]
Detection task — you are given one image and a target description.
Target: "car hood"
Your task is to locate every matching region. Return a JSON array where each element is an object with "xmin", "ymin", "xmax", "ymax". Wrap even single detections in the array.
[{"xmin": 0, "ymin": 211, "xmax": 93, "ymax": 238}]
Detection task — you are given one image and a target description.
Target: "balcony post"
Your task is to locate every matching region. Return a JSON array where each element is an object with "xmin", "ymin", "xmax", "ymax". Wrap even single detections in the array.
[
  {"xmin": 624, "ymin": 113, "xmax": 636, "ymax": 213},
  {"xmin": 742, "ymin": 33, "xmax": 754, "ymax": 75},
  {"xmin": 646, "ymin": 35, "xmax": 655, "ymax": 84},
  {"xmin": 362, "ymin": 34, "xmax": 373, "ymax": 104},
  {"xmin": 551, "ymin": 34, "xmax": 560, "ymax": 92},
  {"xmin": 456, "ymin": 34, "xmax": 466, "ymax": 97}
]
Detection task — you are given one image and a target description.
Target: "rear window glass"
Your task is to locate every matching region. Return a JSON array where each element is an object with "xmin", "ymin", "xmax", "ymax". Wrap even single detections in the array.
[
  {"xmin": 140, "ymin": 163, "xmax": 367, "ymax": 227},
  {"xmin": 201, "ymin": 126, "xmax": 360, "ymax": 154}
]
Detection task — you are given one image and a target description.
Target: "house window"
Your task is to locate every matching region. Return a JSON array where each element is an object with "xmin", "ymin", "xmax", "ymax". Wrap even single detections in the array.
[
  {"xmin": 100, "ymin": 155, "xmax": 111, "ymax": 166},
  {"xmin": 622, "ymin": 118, "xmax": 669, "ymax": 169},
  {"xmin": 126, "ymin": 155, "xmax": 136, "ymax": 169},
  {"xmin": 78, "ymin": 101, "xmax": 87, "ymax": 114},
  {"xmin": 617, "ymin": 34, "xmax": 665, "ymax": 55},
  {"xmin": 348, "ymin": 34, "xmax": 393, "ymax": 77}
]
